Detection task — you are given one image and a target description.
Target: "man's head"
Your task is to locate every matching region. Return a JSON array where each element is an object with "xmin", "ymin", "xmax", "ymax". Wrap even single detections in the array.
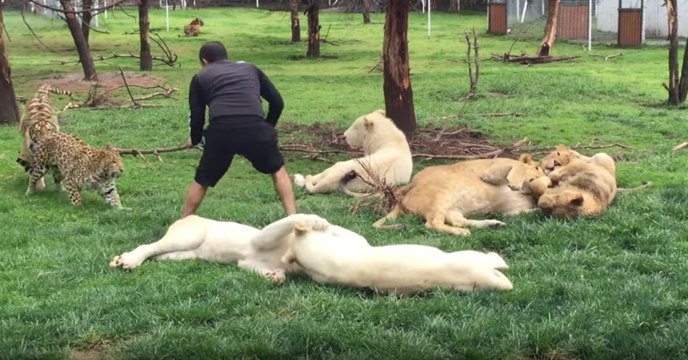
[{"xmin": 199, "ymin": 41, "xmax": 228, "ymax": 66}]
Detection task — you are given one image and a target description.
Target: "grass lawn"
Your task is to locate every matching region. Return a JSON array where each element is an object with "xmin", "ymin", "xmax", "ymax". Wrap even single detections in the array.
[{"xmin": 1, "ymin": 7, "xmax": 688, "ymax": 360}]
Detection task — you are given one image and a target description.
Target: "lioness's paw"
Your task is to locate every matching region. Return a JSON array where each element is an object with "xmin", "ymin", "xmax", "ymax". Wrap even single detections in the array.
[
  {"xmin": 262, "ymin": 270, "xmax": 286, "ymax": 285},
  {"xmin": 293, "ymin": 174, "xmax": 305, "ymax": 187},
  {"xmin": 485, "ymin": 220, "xmax": 506, "ymax": 228}
]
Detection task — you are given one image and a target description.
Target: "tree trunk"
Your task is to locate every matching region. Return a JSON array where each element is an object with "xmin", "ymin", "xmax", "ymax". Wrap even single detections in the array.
[
  {"xmin": 679, "ymin": 37, "xmax": 688, "ymax": 103},
  {"xmin": 290, "ymin": 0, "xmax": 300, "ymax": 42},
  {"xmin": 139, "ymin": 0, "xmax": 152, "ymax": 71},
  {"xmin": 0, "ymin": 4, "xmax": 20, "ymax": 125},
  {"xmin": 81, "ymin": 0, "xmax": 92, "ymax": 44},
  {"xmin": 304, "ymin": 0, "xmax": 319, "ymax": 59},
  {"xmin": 383, "ymin": 0, "xmax": 416, "ymax": 136},
  {"xmin": 59, "ymin": 0, "xmax": 97, "ymax": 80},
  {"xmin": 665, "ymin": 0, "xmax": 680, "ymax": 104},
  {"xmin": 362, "ymin": 0, "xmax": 371, "ymax": 24},
  {"xmin": 536, "ymin": 0, "xmax": 559, "ymax": 57}
]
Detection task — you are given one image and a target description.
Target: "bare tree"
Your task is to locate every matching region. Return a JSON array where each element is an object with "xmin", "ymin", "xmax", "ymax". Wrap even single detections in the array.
[
  {"xmin": 59, "ymin": 0, "xmax": 97, "ymax": 80},
  {"xmin": 0, "ymin": 3, "xmax": 20, "ymax": 125},
  {"xmin": 537, "ymin": 0, "xmax": 559, "ymax": 57},
  {"xmin": 362, "ymin": 0, "xmax": 371, "ymax": 24},
  {"xmin": 290, "ymin": 0, "xmax": 300, "ymax": 42},
  {"xmin": 139, "ymin": 0, "xmax": 152, "ymax": 71},
  {"xmin": 81, "ymin": 0, "xmax": 93, "ymax": 43},
  {"xmin": 382, "ymin": 0, "xmax": 416, "ymax": 136},
  {"xmin": 664, "ymin": 0, "xmax": 687, "ymax": 104},
  {"xmin": 303, "ymin": 0, "xmax": 319, "ymax": 58}
]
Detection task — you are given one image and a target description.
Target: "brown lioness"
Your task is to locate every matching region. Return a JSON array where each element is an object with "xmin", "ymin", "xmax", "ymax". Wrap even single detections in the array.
[
  {"xmin": 537, "ymin": 155, "xmax": 617, "ymax": 218},
  {"xmin": 536, "ymin": 145, "xmax": 617, "ymax": 218},
  {"xmin": 373, "ymin": 154, "xmax": 544, "ymax": 236}
]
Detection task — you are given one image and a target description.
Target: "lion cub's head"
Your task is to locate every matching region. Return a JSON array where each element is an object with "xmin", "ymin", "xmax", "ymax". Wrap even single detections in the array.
[
  {"xmin": 540, "ymin": 144, "xmax": 579, "ymax": 174},
  {"xmin": 506, "ymin": 154, "xmax": 546, "ymax": 190},
  {"xmin": 480, "ymin": 154, "xmax": 545, "ymax": 192},
  {"xmin": 537, "ymin": 185, "xmax": 603, "ymax": 218},
  {"xmin": 343, "ymin": 109, "xmax": 407, "ymax": 153}
]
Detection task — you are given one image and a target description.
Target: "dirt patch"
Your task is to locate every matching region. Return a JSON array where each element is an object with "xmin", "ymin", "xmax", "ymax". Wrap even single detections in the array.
[
  {"xmin": 69, "ymin": 349, "xmax": 111, "ymax": 360},
  {"xmin": 32, "ymin": 72, "xmax": 166, "ymax": 96},
  {"xmin": 279, "ymin": 122, "xmax": 522, "ymax": 160}
]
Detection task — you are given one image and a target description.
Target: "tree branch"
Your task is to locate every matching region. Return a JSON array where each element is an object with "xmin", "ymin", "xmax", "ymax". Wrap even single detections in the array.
[
  {"xmin": 20, "ymin": 8, "xmax": 59, "ymax": 53},
  {"xmin": 25, "ymin": 0, "xmax": 130, "ymax": 15},
  {"xmin": 118, "ymin": 66, "xmax": 139, "ymax": 107}
]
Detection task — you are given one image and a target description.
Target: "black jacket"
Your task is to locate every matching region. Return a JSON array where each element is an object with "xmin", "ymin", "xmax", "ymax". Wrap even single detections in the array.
[{"xmin": 188, "ymin": 59, "xmax": 284, "ymax": 145}]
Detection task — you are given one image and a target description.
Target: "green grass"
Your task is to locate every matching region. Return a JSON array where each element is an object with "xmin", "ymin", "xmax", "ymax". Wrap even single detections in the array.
[{"xmin": 2, "ymin": 7, "xmax": 688, "ymax": 360}]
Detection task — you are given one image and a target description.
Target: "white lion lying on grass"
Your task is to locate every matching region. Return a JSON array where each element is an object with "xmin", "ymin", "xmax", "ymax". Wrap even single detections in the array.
[
  {"xmin": 109, "ymin": 214, "xmax": 324, "ymax": 284},
  {"xmin": 110, "ymin": 214, "xmax": 512, "ymax": 294},
  {"xmin": 293, "ymin": 109, "xmax": 413, "ymax": 195},
  {"xmin": 281, "ymin": 216, "xmax": 514, "ymax": 294}
]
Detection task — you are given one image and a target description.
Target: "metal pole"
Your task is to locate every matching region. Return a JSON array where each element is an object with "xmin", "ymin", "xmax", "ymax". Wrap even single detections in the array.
[
  {"xmin": 588, "ymin": 0, "xmax": 592, "ymax": 50},
  {"xmin": 166, "ymin": 0, "xmax": 170, "ymax": 31},
  {"xmin": 428, "ymin": 0, "xmax": 431, "ymax": 36}
]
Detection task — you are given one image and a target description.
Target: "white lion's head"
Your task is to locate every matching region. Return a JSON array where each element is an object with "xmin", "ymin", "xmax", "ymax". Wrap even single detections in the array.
[{"xmin": 343, "ymin": 109, "xmax": 406, "ymax": 154}]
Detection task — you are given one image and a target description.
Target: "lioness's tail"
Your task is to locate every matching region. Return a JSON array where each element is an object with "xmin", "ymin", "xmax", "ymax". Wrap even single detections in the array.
[{"xmin": 618, "ymin": 181, "xmax": 652, "ymax": 193}]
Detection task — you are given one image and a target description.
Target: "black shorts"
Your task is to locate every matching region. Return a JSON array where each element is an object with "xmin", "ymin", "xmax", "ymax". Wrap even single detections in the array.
[{"xmin": 194, "ymin": 122, "xmax": 284, "ymax": 187}]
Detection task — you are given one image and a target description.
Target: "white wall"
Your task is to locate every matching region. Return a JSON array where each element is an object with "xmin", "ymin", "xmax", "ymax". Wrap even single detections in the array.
[{"xmin": 596, "ymin": 0, "xmax": 688, "ymax": 38}]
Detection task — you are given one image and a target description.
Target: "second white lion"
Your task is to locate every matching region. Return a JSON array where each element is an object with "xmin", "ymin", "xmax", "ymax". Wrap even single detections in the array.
[{"xmin": 293, "ymin": 109, "xmax": 413, "ymax": 195}]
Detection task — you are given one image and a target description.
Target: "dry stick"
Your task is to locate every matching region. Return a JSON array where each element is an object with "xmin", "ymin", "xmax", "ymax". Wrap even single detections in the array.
[
  {"xmin": 525, "ymin": 142, "xmax": 633, "ymax": 153},
  {"xmin": 582, "ymin": 46, "xmax": 623, "ymax": 61},
  {"xmin": 118, "ymin": 67, "xmax": 139, "ymax": 107},
  {"xmin": 20, "ymin": 8, "xmax": 58, "ymax": 53},
  {"xmin": 133, "ymin": 88, "xmax": 178, "ymax": 101},
  {"xmin": 673, "ymin": 141, "xmax": 688, "ymax": 151},
  {"xmin": 114, "ymin": 143, "xmax": 193, "ymax": 156}
]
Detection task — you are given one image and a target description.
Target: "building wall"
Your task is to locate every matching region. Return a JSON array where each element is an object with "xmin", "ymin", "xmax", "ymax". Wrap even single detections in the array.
[{"xmin": 596, "ymin": 0, "xmax": 688, "ymax": 37}]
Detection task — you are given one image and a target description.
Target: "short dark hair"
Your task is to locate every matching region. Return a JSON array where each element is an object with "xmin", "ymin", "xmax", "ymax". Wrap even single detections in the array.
[{"xmin": 199, "ymin": 41, "xmax": 228, "ymax": 63}]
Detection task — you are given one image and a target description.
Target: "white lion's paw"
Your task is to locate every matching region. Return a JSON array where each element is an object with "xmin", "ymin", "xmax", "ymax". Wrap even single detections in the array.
[
  {"xmin": 293, "ymin": 174, "xmax": 305, "ymax": 187},
  {"xmin": 108, "ymin": 252, "xmax": 144, "ymax": 270},
  {"xmin": 297, "ymin": 214, "xmax": 330, "ymax": 232},
  {"xmin": 263, "ymin": 270, "xmax": 286, "ymax": 285}
]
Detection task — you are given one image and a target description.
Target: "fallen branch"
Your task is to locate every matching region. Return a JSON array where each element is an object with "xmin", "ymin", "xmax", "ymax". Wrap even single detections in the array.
[
  {"xmin": 525, "ymin": 142, "xmax": 634, "ymax": 155},
  {"xmin": 673, "ymin": 141, "xmax": 688, "ymax": 151},
  {"xmin": 582, "ymin": 46, "xmax": 623, "ymax": 61},
  {"xmin": 413, "ymin": 137, "xmax": 527, "ymax": 160},
  {"xmin": 113, "ymin": 143, "xmax": 195, "ymax": 162},
  {"xmin": 50, "ymin": 52, "xmax": 177, "ymax": 66},
  {"xmin": 133, "ymin": 88, "xmax": 177, "ymax": 101},
  {"xmin": 491, "ymin": 53, "xmax": 580, "ymax": 65}
]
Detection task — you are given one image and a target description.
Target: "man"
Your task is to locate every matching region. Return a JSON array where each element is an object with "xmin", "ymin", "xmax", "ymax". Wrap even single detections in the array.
[{"xmin": 180, "ymin": 41, "xmax": 296, "ymax": 218}]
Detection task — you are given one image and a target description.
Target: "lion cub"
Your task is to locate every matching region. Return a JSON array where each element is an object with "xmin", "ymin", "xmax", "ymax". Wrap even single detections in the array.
[
  {"xmin": 535, "ymin": 145, "xmax": 617, "ymax": 218},
  {"xmin": 537, "ymin": 156, "xmax": 617, "ymax": 218},
  {"xmin": 373, "ymin": 154, "xmax": 544, "ymax": 236}
]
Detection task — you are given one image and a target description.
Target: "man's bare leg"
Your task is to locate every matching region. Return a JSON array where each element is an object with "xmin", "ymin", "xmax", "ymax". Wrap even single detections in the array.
[
  {"xmin": 180, "ymin": 180, "xmax": 208, "ymax": 218},
  {"xmin": 272, "ymin": 166, "xmax": 296, "ymax": 215}
]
